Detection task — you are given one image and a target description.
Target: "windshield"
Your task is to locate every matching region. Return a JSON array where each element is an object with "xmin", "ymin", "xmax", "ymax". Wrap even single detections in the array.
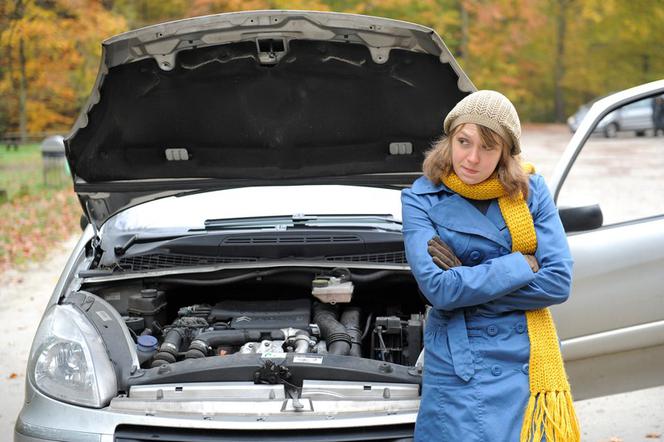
[{"xmin": 101, "ymin": 185, "xmax": 403, "ymax": 234}]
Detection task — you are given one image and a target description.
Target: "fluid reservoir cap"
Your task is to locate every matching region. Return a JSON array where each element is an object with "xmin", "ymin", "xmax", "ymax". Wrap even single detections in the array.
[
  {"xmin": 137, "ymin": 335, "xmax": 158, "ymax": 352},
  {"xmin": 140, "ymin": 288, "xmax": 158, "ymax": 298},
  {"xmin": 123, "ymin": 315, "xmax": 145, "ymax": 334}
]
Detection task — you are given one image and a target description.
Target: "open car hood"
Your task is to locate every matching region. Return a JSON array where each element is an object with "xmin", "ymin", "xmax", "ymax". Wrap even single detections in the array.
[{"xmin": 66, "ymin": 10, "xmax": 475, "ymax": 228}]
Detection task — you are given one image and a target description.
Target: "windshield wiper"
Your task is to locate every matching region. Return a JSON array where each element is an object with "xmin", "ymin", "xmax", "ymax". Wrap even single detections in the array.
[
  {"xmin": 114, "ymin": 234, "xmax": 138, "ymax": 256},
  {"xmin": 203, "ymin": 214, "xmax": 402, "ymax": 231},
  {"xmin": 111, "ymin": 233, "xmax": 194, "ymax": 256}
]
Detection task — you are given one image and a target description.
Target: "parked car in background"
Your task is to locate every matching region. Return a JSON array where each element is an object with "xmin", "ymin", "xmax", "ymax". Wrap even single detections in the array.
[
  {"xmin": 14, "ymin": 9, "xmax": 664, "ymax": 442},
  {"xmin": 567, "ymin": 96, "xmax": 605, "ymax": 133},
  {"xmin": 568, "ymin": 95, "xmax": 655, "ymax": 137}
]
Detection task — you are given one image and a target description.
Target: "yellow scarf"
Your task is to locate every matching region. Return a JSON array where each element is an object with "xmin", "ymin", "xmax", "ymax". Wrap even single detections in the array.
[{"xmin": 442, "ymin": 164, "xmax": 580, "ymax": 442}]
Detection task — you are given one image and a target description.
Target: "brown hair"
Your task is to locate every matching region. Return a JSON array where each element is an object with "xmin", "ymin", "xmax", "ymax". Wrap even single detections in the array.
[{"xmin": 422, "ymin": 123, "xmax": 530, "ymax": 199}]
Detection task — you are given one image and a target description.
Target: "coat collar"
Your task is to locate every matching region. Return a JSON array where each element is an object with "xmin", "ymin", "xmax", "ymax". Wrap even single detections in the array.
[
  {"xmin": 428, "ymin": 193, "xmax": 511, "ymax": 250},
  {"xmin": 409, "ymin": 175, "xmax": 519, "ymax": 251},
  {"xmin": 410, "ymin": 175, "xmax": 451, "ymax": 195},
  {"xmin": 485, "ymin": 199, "xmax": 507, "ymax": 231}
]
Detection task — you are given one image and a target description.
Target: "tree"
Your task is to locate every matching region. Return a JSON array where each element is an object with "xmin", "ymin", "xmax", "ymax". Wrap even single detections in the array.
[
  {"xmin": 0, "ymin": 0, "xmax": 127, "ymax": 134},
  {"xmin": 553, "ymin": 0, "xmax": 571, "ymax": 122},
  {"xmin": 0, "ymin": 0, "xmax": 662, "ymax": 128},
  {"xmin": 562, "ymin": 0, "xmax": 664, "ymax": 115}
]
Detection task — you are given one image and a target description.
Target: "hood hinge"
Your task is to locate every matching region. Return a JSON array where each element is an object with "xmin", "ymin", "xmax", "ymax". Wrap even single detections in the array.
[{"xmin": 85, "ymin": 200, "xmax": 104, "ymax": 267}]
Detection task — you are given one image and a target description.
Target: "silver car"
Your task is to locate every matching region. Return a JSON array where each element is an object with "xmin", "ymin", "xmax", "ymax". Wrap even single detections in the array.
[
  {"xmin": 567, "ymin": 95, "xmax": 655, "ymax": 137},
  {"xmin": 15, "ymin": 10, "xmax": 664, "ymax": 441}
]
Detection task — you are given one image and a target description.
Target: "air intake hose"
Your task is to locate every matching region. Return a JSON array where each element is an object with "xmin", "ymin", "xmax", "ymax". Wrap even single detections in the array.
[
  {"xmin": 313, "ymin": 303, "xmax": 351, "ymax": 356},
  {"xmin": 151, "ymin": 328, "xmax": 185, "ymax": 367},
  {"xmin": 341, "ymin": 307, "xmax": 362, "ymax": 357}
]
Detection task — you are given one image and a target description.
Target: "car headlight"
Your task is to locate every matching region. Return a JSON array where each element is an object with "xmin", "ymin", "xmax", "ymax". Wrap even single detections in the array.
[{"xmin": 28, "ymin": 304, "xmax": 117, "ymax": 408}]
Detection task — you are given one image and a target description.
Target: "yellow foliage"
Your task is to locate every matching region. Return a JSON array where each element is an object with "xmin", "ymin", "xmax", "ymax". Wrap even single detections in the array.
[
  {"xmin": 25, "ymin": 101, "xmax": 72, "ymax": 133},
  {"xmin": 189, "ymin": 0, "xmax": 330, "ymax": 15},
  {"xmin": 1, "ymin": 0, "xmax": 663, "ymax": 129},
  {"xmin": 0, "ymin": 0, "xmax": 127, "ymax": 132}
]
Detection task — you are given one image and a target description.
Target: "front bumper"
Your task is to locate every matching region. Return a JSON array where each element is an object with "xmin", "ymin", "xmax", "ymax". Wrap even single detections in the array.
[{"xmin": 15, "ymin": 380, "xmax": 417, "ymax": 442}]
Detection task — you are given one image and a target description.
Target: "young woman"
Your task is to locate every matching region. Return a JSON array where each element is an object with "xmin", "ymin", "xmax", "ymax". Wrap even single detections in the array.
[{"xmin": 401, "ymin": 90, "xmax": 580, "ymax": 441}]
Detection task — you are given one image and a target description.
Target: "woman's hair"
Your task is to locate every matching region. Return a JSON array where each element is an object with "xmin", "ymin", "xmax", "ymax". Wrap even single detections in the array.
[{"xmin": 422, "ymin": 123, "xmax": 530, "ymax": 199}]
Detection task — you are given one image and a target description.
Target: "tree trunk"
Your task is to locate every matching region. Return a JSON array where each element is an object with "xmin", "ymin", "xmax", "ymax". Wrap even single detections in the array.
[
  {"xmin": 553, "ymin": 0, "xmax": 569, "ymax": 123},
  {"xmin": 18, "ymin": 35, "xmax": 27, "ymax": 143},
  {"xmin": 460, "ymin": 0, "xmax": 469, "ymax": 64}
]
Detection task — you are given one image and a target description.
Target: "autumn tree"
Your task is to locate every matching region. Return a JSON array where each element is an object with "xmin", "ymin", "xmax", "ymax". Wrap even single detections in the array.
[
  {"xmin": 562, "ymin": 0, "xmax": 664, "ymax": 109},
  {"xmin": 0, "ymin": 0, "xmax": 662, "ymax": 131},
  {"xmin": 109, "ymin": 0, "xmax": 188, "ymax": 29},
  {"xmin": 0, "ymin": 0, "xmax": 126, "ymax": 135},
  {"xmin": 187, "ymin": 0, "xmax": 331, "ymax": 16}
]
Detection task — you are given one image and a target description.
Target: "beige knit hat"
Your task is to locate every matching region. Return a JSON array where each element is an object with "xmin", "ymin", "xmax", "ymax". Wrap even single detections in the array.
[{"xmin": 443, "ymin": 90, "xmax": 522, "ymax": 155}]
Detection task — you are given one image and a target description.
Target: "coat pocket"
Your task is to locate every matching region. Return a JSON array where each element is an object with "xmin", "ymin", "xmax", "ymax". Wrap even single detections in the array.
[{"xmin": 423, "ymin": 323, "xmax": 459, "ymax": 383}]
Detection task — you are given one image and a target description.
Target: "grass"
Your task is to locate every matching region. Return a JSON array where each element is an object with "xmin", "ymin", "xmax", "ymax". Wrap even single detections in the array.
[
  {"xmin": 0, "ymin": 143, "xmax": 81, "ymax": 272},
  {"xmin": 0, "ymin": 143, "xmax": 72, "ymax": 201}
]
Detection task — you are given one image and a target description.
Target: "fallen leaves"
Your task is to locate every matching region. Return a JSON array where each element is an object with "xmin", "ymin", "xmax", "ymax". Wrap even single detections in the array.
[
  {"xmin": 602, "ymin": 435, "xmax": 661, "ymax": 442},
  {"xmin": 0, "ymin": 188, "xmax": 81, "ymax": 273}
]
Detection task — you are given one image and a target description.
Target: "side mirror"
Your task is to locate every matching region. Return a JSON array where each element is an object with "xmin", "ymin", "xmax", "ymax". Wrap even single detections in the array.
[{"xmin": 558, "ymin": 204, "xmax": 603, "ymax": 233}]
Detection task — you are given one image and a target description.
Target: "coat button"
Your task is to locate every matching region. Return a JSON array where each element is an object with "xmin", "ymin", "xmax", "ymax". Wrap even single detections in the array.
[
  {"xmin": 522, "ymin": 363, "xmax": 529, "ymax": 375},
  {"xmin": 491, "ymin": 365, "xmax": 502, "ymax": 376},
  {"xmin": 516, "ymin": 323, "xmax": 526, "ymax": 334},
  {"xmin": 486, "ymin": 325, "xmax": 498, "ymax": 336}
]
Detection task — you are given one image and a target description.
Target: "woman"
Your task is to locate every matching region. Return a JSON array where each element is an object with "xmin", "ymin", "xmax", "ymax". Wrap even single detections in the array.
[{"xmin": 401, "ymin": 90, "xmax": 580, "ymax": 441}]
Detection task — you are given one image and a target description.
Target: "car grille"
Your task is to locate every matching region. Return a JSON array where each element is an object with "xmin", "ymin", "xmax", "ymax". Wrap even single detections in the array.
[
  {"xmin": 116, "ymin": 250, "xmax": 406, "ymax": 272},
  {"xmin": 118, "ymin": 251, "xmax": 406, "ymax": 272},
  {"xmin": 117, "ymin": 254, "xmax": 258, "ymax": 271},
  {"xmin": 325, "ymin": 251, "xmax": 407, "ymax": 264},
  {"xmin": 114, "ymin": 424, "xmax": 414, "ymax": 441},
  {"xmin": 223, "ymin": 234, "xmax": 362, "ymax": 244}
]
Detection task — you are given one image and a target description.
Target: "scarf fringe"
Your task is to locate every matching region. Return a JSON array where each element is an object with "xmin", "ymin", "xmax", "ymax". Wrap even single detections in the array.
[{"xmin": 520, "ymin": 390, "xmax": 580, "ymax": 442}]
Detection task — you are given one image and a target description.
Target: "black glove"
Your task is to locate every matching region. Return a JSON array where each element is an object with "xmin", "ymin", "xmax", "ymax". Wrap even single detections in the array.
[{"xmin": 427, "ymin": 236, "xmax": 462, "ymax": 270}]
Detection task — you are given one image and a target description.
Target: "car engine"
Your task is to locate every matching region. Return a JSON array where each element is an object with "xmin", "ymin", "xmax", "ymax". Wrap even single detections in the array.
[{"xmin": 108, "ymin": 273, "xmax": 425, "ymax": 370}]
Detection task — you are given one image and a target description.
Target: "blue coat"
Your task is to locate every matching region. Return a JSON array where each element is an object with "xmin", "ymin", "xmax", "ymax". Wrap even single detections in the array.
[{"xmin": 401, "ymin": 173, "xmax": 573, "ymax": 441}]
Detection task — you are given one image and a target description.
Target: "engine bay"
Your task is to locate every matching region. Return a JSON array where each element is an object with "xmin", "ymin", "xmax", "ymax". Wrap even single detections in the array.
[{"xmin": 85, "ymin": 267, "xmax": 426, "ymax": 384}]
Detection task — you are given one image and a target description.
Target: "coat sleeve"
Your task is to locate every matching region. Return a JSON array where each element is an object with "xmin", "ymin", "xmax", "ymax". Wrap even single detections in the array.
[
  {"xmin": 401, "ymin": 187, "xmax": 535, "ymax": 311},
  {"xmin": 484, "ymin": 174, "xmax": 573, "ymax": 312}
]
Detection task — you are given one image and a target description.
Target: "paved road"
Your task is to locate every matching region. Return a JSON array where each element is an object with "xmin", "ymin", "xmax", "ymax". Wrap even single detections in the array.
[{"xmin": 0, "ymin": 125, "xmax": 662, "ymax": 441}]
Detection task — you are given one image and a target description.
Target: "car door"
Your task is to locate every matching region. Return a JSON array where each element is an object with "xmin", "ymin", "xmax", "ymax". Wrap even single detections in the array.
[{"xmin": 548, "ymin": 80, "xmax": 664, "ymax": 400}]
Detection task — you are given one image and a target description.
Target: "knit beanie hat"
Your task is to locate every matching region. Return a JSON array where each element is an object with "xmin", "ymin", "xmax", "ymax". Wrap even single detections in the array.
[{"xmin": 444, "ymin": 90, "xmax": 522, "ymax": 155}]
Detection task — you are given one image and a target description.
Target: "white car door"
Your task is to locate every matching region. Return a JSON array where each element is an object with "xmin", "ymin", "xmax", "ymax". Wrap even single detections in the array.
[{"xmin": 549, "ymin": 80, "xmax": 664, "ymax": 400}]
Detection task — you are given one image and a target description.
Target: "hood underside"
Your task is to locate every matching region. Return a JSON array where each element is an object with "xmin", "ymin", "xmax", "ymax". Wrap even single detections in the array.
[{"xmin": 67, "ymin": 11, "xmax": 474, "ymax": 227}]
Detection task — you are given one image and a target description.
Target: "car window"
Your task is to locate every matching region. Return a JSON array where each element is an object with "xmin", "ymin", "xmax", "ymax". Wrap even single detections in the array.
[
  {"xmin": 624, "ymin": 99, "xmax": 651, "ymax": 110},
  {"xmin": 557, "ymin": 95, "xmax": 664, "ymax": 226}
]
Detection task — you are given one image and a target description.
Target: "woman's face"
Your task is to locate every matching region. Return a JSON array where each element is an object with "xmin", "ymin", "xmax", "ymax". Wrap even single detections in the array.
[{"xmin": 451, "ymin": 123, "xmax": 504, "ymax": 185}]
